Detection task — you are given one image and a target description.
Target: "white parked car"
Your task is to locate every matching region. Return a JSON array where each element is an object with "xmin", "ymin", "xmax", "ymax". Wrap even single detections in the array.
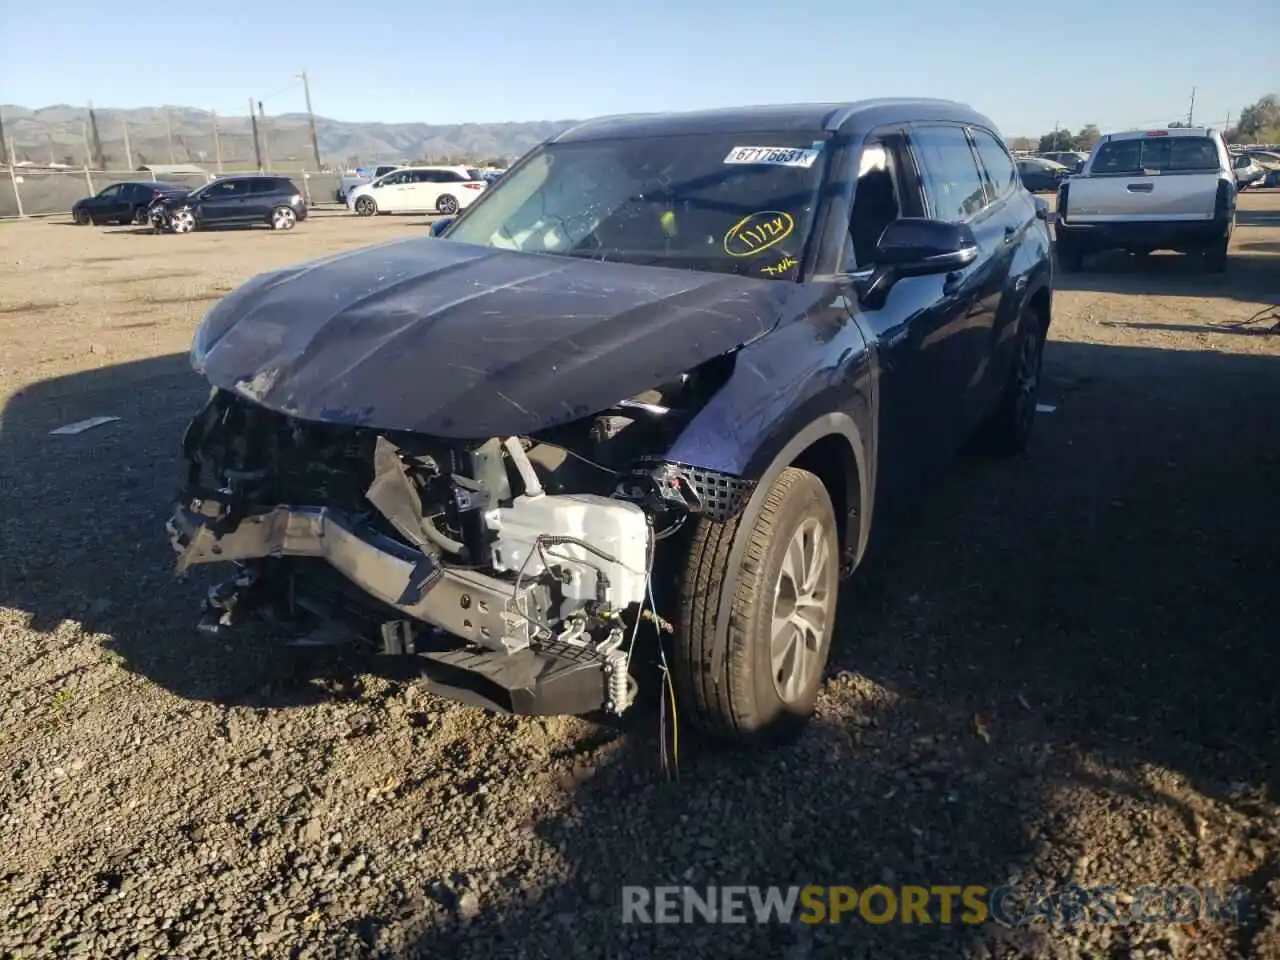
[
  {"xmin": 1231, "ymin": 153, "xmax": 1266, "ymax": 189},
  {"xmin": 347, "ymin": 166, "xmax": 486, "ymax": 217}
]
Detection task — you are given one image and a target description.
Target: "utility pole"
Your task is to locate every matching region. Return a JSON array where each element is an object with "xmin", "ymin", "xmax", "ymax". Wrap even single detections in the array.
[
  {"xmin": 165, "ymin": 108, "xmax": 176, "ymax": 163},
  {"xmin": 87, "ymin": 101, "xmax": 105, "ymax": 169},
  {"xmin": 298, "ymin": 70, "xmax": 323, "ymax": 171},
  {"xmin": 122, "ymin": 119, "xmax": 133, "ymax": 170},
  {"xmin": 81, "ymin": 121, "xmax": 93, "ymax": 167},
  {"xmin": 249, "ymin": 97, "xmax": 264, "ymax": 171},
  {"xmin": 1187, "ymin": 86, "xmax": 1197, "ymax": 127},
  {"xmin": 257, "ymin": 100, "xmax": 272, "ymax": 171},
  {"xmin": 211, "ymin": 110, "xmax": 223, "ymax": 172}
]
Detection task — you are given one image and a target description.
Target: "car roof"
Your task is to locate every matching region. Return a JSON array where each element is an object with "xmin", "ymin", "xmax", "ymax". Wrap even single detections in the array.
[
  {"xmin": 1101, "ymin": 127, "xmax": 1218, "ymax": 142},
  {"xmin": 550, "ymin": 99, "xmax": 999, "ymax": 143}
]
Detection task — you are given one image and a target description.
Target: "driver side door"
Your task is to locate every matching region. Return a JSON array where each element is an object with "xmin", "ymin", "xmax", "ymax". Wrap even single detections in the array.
[
  {"xmin": 374, "ymin": 171, "xmax": 411, "ymax": 212},
  {"xmin": 846, "ymin": 130, "xmax": 976, "ymax": 491}
]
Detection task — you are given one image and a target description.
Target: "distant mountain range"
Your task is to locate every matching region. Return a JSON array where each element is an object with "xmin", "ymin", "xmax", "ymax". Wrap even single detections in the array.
[{"xmin": 0, "ymin": 105, "xmax": 577, "ymax": 170}]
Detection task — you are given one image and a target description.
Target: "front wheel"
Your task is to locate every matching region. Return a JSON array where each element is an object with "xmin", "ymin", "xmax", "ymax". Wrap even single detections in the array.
[
  {"xmin": 354, "ymin": 196, "xmax": 377, "ymax": 217},
  {"xmin": 1055, "ymin": 241, "xmax": 1083, "ymax": 272},
  {"xmin": 73, "ymin": 208, "xmax": 92, "ymax": 225},
  {"xmin": 436, "ymin": 194, "xmax": 459, "ymax": 215},
  {"xmin": 271, "ymin": 206, "xmax": 297, "ymax": 231},
  {"xmin": 170, "ymin": 209, "xmax": 197, "ymax": 234},
  {"xmin": 673, "ymin": 467, "xmax": 839, "ymax": 745}
]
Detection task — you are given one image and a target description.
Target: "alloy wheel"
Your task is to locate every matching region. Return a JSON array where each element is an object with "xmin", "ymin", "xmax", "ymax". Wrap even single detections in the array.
[{"xmin": 770, "ymin": 517, "xmax": 835, "ymax": 704}]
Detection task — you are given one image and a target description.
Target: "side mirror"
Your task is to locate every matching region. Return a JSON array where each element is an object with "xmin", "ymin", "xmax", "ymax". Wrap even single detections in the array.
[
  {"xmin": 430, "ymin": 217, "xmax": 455, "ymax": 237},
  {"xmin": 874, "ymin": 218, "xmax": 979, "ymax": 274},
  {"xmin": 1032, "ymin": 196, "xmax": 1050, "ymax": 221},
  {"xmin": 853, "ymin": 218, "xmax": 979, "ymax": 310}
]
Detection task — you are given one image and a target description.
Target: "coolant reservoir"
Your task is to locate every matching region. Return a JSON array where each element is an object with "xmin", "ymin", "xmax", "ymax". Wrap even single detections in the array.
[{"xmin": 485, "ymin": 494, "xmax": 650, "ymax": 611}]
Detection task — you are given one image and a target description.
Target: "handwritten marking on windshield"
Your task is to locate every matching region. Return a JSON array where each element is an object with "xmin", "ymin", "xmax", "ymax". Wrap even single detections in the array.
[
  {"xmin": 760, "ymin": 255, "xmax": 799, "ymax": 276},
  {"xmin": 724, "ymin": 211, "xmax": 795, "ymax": 258}
]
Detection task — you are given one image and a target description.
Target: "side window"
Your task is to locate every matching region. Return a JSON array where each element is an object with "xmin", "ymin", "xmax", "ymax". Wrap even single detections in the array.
[
  {"xmin": 970, "ymin": 129, "xmax": 1018, "ymax": 200},
  {"xmin": 380, "ymin": 172, "xmax": 407, "ymax": 186},
  {"xmin": 847, "ymin": 142, "xmax": 903, "ymax": 268},
  {"xmin": 99, "ymin": 184, "xmax": 123, "ymax": 198},
  {"xmin": 912, "ymin": 124, "xmax": 988, "ymax": 221}
]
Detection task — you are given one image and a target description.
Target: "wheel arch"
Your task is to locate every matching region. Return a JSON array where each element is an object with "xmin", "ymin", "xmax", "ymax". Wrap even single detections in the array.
[
  {"xmin": 1026, "ymin": 279, "xmax": 1051, "ymax": 329},
  {"xmin": 703, "ymin": 412, "xmax": 872, "ymax": 693}
]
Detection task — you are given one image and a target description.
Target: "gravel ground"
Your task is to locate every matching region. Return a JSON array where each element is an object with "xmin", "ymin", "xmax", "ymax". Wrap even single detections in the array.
[{"xmin": 1, "ymin": 199, "xmax": 1279, "ymax": 960}]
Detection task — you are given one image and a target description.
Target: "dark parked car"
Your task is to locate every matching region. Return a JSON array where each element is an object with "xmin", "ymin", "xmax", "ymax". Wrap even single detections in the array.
[
  {"xmin": 168, "ymin": 100, "xmax": 1053, "ymax": 744},
  {"xmin": 1017, "ymin": 157, "xmax": 1069, "ymax": 192},
  {"xmin": 72, "ymin": 181, "xmax": 186, "ymax": 225},
  {"xmin": 150, "ymin": 175, "xmax": 307, "ymax": 233},
  {"xmin": 1036, "ymin": 151, "xmax": 1089, "ymax": 174}
]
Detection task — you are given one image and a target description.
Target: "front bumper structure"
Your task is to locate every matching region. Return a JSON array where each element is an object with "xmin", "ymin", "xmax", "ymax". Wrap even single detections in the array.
[{"xmin": 167, "ymin": 499, "xmax": 629, "ymax": 716}]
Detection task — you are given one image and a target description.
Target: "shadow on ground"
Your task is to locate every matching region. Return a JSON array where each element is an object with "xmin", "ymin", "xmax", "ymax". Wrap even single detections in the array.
[{"xmin": 2, "ymin": 335, "xmax": 1279, "ymax": 958}]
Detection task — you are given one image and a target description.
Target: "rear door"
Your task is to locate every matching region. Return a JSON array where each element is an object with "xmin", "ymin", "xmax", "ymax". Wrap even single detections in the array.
[
  {"xmin": 969, "ymin": 127, "xmax": 1037, "ymax": 421},
  {"xmin": 245, "ymin": 178, "xmax": 280, "ymax": 219},
  {"xmin": 907, "ymin": 122, "xmax": 1011, "ymax": 448}
]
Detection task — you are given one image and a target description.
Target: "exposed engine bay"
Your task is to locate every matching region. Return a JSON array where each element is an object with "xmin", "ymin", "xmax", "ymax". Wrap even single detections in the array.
[{"xmin": 167, "ymin": 361, "xmax": 755, "ymax": 717}]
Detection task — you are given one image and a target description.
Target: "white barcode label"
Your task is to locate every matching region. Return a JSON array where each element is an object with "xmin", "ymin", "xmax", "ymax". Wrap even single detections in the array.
[{"xmin": 723, "ymin": 145, "xmax": 821, "ymax": 168}]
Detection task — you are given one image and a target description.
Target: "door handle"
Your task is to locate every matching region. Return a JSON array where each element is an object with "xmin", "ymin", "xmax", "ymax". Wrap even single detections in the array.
[
  {"xmin": 1003, "ymin": 224, "xmax": 1018, "ymax": 244},
  {"xmin": 1126, "ymin": 182, "xmax": 1154, "ymax": 193}
]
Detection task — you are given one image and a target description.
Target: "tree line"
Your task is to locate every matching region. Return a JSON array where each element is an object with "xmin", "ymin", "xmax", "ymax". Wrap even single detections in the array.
[{"xmin": 1008, "ymin": 93, "xmax": 1280, "ymax": 153}]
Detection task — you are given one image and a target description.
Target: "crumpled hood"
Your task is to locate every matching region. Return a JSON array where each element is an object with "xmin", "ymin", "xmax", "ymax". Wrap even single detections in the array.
[{"xmin": 193, "ymin": 237, "xmax": 799, "ymax": 438}]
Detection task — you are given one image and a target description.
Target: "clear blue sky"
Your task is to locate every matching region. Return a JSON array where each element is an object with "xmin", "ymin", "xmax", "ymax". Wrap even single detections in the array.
[{"xmin": 1, "ymin": 0, "xmax": 1274, "ymax": 136}]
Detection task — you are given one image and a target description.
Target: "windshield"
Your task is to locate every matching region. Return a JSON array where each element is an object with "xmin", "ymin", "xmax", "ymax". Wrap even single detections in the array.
[
  {"xmin": 445, "ymin": 132, "xmax": 829, "ymax": 280},
  {"xmin": 1091, "ymin": 136, "xmax": 1220, "ymax": 175}
]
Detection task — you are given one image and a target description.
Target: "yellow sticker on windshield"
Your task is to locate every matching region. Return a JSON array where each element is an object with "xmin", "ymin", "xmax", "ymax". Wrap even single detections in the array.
[{"xmin": 723, "ymin": 211, "xmax": 795, "ymax": 258}]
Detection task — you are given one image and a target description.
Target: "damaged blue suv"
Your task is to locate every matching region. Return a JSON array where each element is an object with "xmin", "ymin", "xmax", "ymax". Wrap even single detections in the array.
[{"xmin": 168, "ymin": 100, "xmax": 1053, "ymax": 744}]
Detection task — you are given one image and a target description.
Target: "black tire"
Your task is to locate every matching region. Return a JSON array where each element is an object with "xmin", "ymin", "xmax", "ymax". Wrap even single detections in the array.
[
  {"xmin": 354, "ymin": 196, "xmax": 377, "ymax": 217},
  {"xmin": 73, "ymin": 208, "xmax": 92, "ymax": 225},
  {"xmin": 1204, "ymin": 236, "xmax": 1229, "ymax": 273},
  {"xmin": 977, "ymin": 306, "xmax": 1048, "ymax": 456},
  {"xmin": 1055, "ymin": 240, "xmax": 1083, "ymax": 272},
  {"xmin": 673, "ymin": 467, "xmax": 840, "ymax": 745},
  {"xmin": 436, "ymin": 194, "xmax": 459, "ymax": 215}
]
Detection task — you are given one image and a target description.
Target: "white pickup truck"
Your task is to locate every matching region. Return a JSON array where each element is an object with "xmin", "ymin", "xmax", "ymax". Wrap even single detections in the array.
[{"xmin": 1053, "ymin": 127, "xmax": 1237, "ymax": 273}]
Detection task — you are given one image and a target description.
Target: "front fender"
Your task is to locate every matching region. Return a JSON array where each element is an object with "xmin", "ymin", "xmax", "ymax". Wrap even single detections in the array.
[{"xmin": 665, "ymin": 302, "xmax": 877, "ymax": 567}]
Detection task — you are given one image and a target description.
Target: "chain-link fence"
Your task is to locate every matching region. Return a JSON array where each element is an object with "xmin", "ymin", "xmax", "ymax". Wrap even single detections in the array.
[{"xmin": 0, "ymin": 167, "xmax": 345, "ymax": 219}]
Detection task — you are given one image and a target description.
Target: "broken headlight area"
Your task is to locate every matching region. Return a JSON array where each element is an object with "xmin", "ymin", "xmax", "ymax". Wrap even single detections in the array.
[{"xmin": 167, "ymin": 385, "xmax": 745, "ymax": 717}]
